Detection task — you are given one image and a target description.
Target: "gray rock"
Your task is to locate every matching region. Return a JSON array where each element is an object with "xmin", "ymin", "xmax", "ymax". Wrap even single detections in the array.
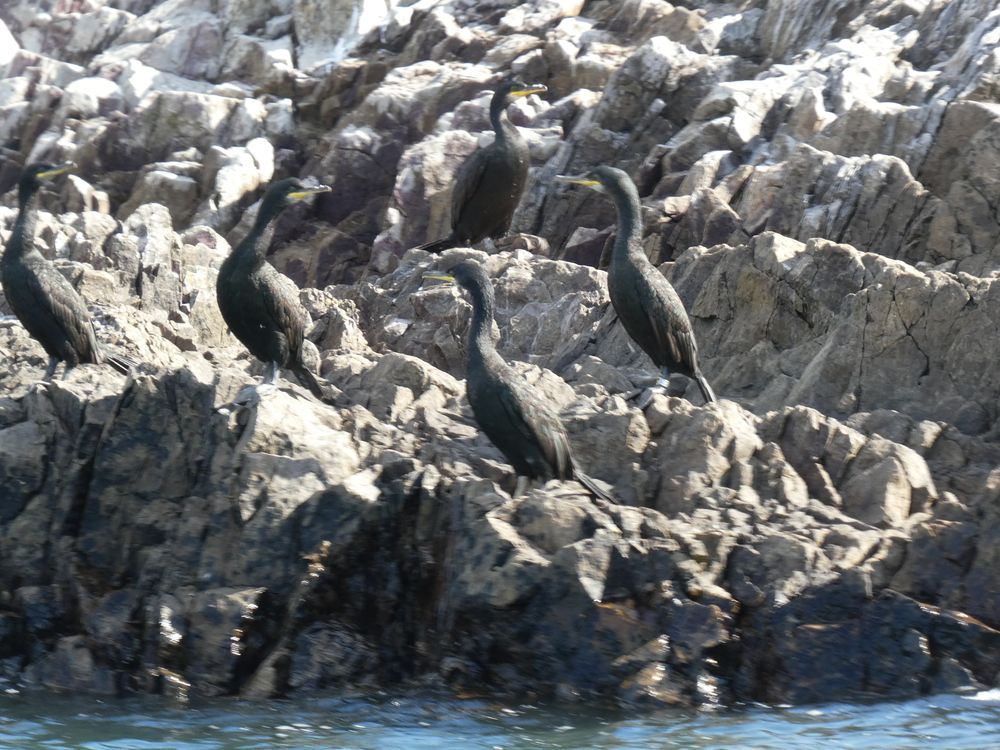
[
  {"xmin": 58, "ymin": 77, "xmax": 125, "ymax": 119},
  {"xmin": 293, "ymin": 0, "xmax": 397, "ymax": 72},
  {"xmin": 119, "ymin": 170, "xmax": 200, "ymax": 227},
  {"xmin": 0, "ymin": 20, "xmax": 18, "ymax": 70}
]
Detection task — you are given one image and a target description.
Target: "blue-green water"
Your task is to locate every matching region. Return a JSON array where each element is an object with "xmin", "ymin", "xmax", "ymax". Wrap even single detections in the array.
[{"xmin": 1, "ymin": 689, "xmax": 999, "ymax": 749}]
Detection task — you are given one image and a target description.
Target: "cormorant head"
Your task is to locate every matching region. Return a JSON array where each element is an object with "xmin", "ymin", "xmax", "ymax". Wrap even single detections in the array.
[
  {"xmin": 19, "ymin": 161, "xmax": 75, "ymax": 204},
  {"xmin": 258, "ymin": 177, "xmax": 332, "ymax": 221},
  {"xmin": 556, "ymin": 165, "xmax": 636, "ymax": 195},
  {"xmin": 423, "ymin": 259, "xmax": 491, "ymax": 297},
  {"xmin": 494, "ymin": 77, "xmax": 548, "ymax": 108}
]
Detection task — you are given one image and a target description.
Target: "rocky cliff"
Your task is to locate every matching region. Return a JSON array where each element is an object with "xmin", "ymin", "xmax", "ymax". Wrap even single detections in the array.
[{"xmin": 1, "ymin": 0, "xmax": 1000, "ymax": 708}]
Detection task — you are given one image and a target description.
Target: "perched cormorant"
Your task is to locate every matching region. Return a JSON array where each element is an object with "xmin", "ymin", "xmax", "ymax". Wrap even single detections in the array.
[
  {"xmin": 425, "ymin": 261, "xmax": 615, "ymax": 503},
  {"xmin": 2, "ymin": 162, "xmax": 133, "ymax": 381},
  {"xmin": 559, "ymin": 166, "xmax": 716, "ymax": 404},
  {"xmin": 416, "ymin": 78, "xmax": 547, "ymax": 254},
  {"xmin": 216, "ymin": 177, "xmax": 331, "ymax": 404}
]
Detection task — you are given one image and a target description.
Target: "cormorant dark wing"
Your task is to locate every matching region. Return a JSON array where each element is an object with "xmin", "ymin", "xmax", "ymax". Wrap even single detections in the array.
[
  {"xmin": 451, "ymin": 144, "xmax": 491, "ymax": 231},
  {"xmin": 21, "ymin": 261, "xmax": 100, "ymax": 363},
  {"xmin": 496, "ymin": 377, "xmax": 573, "ymax": 479},
  {"xmin": 640, "ymin": 270, "xmax": 699, "ymax": 373},
  {"xmin": 259, "ymin": 264, "xmax": 307, "ymax": 364}
]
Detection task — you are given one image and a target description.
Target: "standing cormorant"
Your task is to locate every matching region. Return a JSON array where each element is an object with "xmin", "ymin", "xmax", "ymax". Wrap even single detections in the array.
[
  {"xmin": 559, "ymin": 166, "xmax": 715, "ymax": 405},
  {"xmin": 425, "ymin": 261, "xmax": 615, "ymax": 503},
  {"xmin": 216, "ymin": 177, "xmax": 331, "ymax": 405},
  {"xmin": 416, "ymin": 78, "xmax": 547, "ymax": 254},
  {"xmin": 2, "ymin": 162, "xmax": 133, "ymax": 381}
]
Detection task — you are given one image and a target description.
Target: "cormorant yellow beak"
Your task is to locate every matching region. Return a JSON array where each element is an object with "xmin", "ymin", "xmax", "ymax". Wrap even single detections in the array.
[
  {"xmin": 288, "ymin": 184, "xmax": 332, "ymax": 200},
  {"xmin": 37, "ymin": 162, "xmax": 76, "ymax": 180},
  {"xmin": 556, "ymin": 174, "xmax": 601, "ymax": 188},
  {"xmin": 509, "ymin": 84, "xmax": 547, "ymax": 98},
  {"xmin": 423, "ymin": 272, "xmax": 456, "ymax": 284}
]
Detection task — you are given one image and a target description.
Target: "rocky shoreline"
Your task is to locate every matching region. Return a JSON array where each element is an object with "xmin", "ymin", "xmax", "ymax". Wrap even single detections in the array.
[{"xmin": 2, "ymin": 0, "xmax": 1000, "ymax": 708}]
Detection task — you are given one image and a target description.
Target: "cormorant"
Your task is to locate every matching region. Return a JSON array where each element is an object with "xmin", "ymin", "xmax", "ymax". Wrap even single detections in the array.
[
  {"xmin": 2, "ymin": 162, "xmax": 133, "ymax": 381},
  {"xmin": 425, "ymin": 260, "xmax": 615, "ymax": 503},
  {"xmin": 559, "ymin": 166, "xmax": 715, "ymax": 404},
  {"xmin": 416, "ymin": 78, "xmax": 547, "ymax": 254},
  {"xmin": 216, "ymin": 177, "xmax": 331, "ymax": 405}
]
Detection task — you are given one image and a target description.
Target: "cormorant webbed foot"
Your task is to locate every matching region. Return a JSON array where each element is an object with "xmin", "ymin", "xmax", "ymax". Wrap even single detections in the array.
[
  {"xmin": 42, "ymin": 357, "xmax": 59, "ymax": 382},
  {"xmin": 513, "ymin": 475, "xmax": 530, "ymax": 498},
  {"xmin": 216, "ymin": 381, "xmax": 278, "ymax": 417}
]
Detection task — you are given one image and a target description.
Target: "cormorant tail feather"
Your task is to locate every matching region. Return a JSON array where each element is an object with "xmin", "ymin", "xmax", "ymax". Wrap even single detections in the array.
[
  {"xmin": 103, "ymin": 351, "xmax": 136, "ymax": 376},
  {"xmin": 293, "ymin": 364, "xmax": 326, "ymax": 400},
  {"xmin": 574, "ymin": 468, "xmax": 617, "ymax": 505},
  {"xmin": 694, "ymin": 371, "xmax": 716, "ymax": 404},
  {"xmin": 413, "ymin": 235, "xmax": 457, "ymax": 255}
]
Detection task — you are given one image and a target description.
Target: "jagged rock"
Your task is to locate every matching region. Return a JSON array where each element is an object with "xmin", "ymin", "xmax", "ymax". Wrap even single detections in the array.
[
  {"xmin": 58, "ymin": 77, "xmax": 126, "ymax": 119},
  {"xmin": 92, "ymin": 91, "xmax": 273, "ymax": 171},
  {"xmin": 669, "ymin": 232, "xmax": 1000, "ymax": 432},
  {"xmin": 0, "ymin": 20, "xmax": 19, "ymax": 69},
  {"xmin": 139, "ymin": 16, "xmax": 225, "ymax": 79},
  {"xmin": 22, "ymin": 636, "xmax": 118, "ymax": 695},
  {"xmin": 63, "ymin": 175, "xmax": 111, "ymax": 215},
  {"xmin": 190, "ymin": 138, "xmax": 274, "ymax": 233},
  {"xmin": 219, "ymin": 34, "xmax": 296, "ymax": 92},
  {"xmin": 5, "ymin": 50, "xmax": 85, "ymax": 87},
  {"xmin": 119, "ymin": 202, "xmax": 183, "ymax": 311},
  {"xmin": 293, "ymin": 0, "xmax": 398, "ymax": 72},
  {"xmin": 119, "ymin": 170, "xmax": 200, "ymax": 226}
]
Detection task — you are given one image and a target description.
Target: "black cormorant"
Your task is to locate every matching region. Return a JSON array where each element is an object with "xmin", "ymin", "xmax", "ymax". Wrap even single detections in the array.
[
  {"xmin": 216, "ymin": 177, "xmax": 331, "ymax": 404},
  {"xmin": 559, "ymin": 166, "xmax": 715, "ymax": 404},
  {"xmin": 2, "ymin": 162, "xmax": 133, "ymax": 381},
  {"xmin": 425, "ymin": 260, "xmax": 615, "ymax": 503},
  {"xmin": 416, "ymin": 78, "xmax": 547, "ymax": 254}
]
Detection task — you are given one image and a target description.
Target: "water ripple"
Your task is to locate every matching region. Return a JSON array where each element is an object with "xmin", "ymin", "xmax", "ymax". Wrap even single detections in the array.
[{"xmin": 0, "ymin": 691, "xmax": 996, "ymax": 749}]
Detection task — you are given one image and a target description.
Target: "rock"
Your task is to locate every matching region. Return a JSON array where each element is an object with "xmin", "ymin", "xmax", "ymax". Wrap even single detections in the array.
[
  {"xmin": 58, "ymin": 77, "xmax": 125, "ymax": 119},
  {"xmin": 22, "ymin": 636, "xmax": 118, "ymax": 694},
  {"xmin": 183, "ymin": 587, "xmax": 274, "ymax": 695},
  {"xmin": 63, "ymin": 175, "xmax": 111, "ymax": 214},
  {"xmin": 219, "ymin": 34, "xmax": 296, "ymax": 93},
  {"xmin": 0, "ymin": 20, "xmax": 20, "ymax": 70},
  {"xmin": 190, "ymin": 139, "xmax": 274, "ymax": 233},
  {"xmin": 293, "ymin": 0, "xmax": 397, "ymax": 72},
  {"xmin": 119, "ymin": 170, "xmax": 200, "ymax": 227},
  {"xmin": 98, "ymin": 91, "xmax": 271, "ymax": 169},
  {"xmin": 139, "ymin": 17, "xmax": 225, "ymax": 80},
  {"xmin": 120, "ymin": 203, "xmax": 183, "ymax": 312}
]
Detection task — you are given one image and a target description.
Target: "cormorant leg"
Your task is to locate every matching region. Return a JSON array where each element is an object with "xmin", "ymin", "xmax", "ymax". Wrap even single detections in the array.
[
  {"xmin": 635, "ymin": 369, "xmax": 670, "ymax": 410},
  {"xmin": 513, "ymin": 475, "xmax": 529, "ymax": 498},
  {"xmin": 42, "ymin": 357, "xmax": 59, "ymax": 382},
  {"xmin": 625, "ymin": 367, "xmax": 670, "ymax": 409},
  {"xmin": 635, "ymin": 388, "xmax": 656, "ymax": 410},
  {"xmin": 215, "ymin": 363, "xmax": 281, "ymax": 416},
  {"xmin": 62, "ymin": 363, "xmax": 75, "ymax": 381},
  {"xmin": 265, "ymin": 361, "xmax": 279, "ymax": 385}
]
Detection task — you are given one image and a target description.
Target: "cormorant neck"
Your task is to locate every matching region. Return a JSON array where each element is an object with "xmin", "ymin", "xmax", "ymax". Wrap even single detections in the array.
[
  {"xmin": 9, "ymin": 184, "xmax": 42, "ymax": 260},
  {"xmin": 466, "ymin": 278, "xmax": 500, "ymax": 364},
  {"xmin": 609, "ymin": 182, "xmax": 645, "ymax": 260},
  {"xmin": 489, "ymin": 94, "xmax": 515, "ymax": 143},
  {"xmin": 233, "ymin": 204, "xmax": 280, "ymax": 266}
]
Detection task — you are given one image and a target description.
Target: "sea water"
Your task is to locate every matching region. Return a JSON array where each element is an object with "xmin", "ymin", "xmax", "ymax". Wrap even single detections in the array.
[{"xmin": 1, "ymin": 688, "xmax": 999, "ymax": 749}]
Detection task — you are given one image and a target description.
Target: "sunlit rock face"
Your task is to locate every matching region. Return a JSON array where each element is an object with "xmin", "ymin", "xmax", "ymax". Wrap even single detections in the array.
[
  {"xmin": 3, "ymin": 0, "xmax": 1000, "ymax": 710},
  {"xmin": 294, "ymin": 0, "xmax": 401, "ymax": 72}
]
